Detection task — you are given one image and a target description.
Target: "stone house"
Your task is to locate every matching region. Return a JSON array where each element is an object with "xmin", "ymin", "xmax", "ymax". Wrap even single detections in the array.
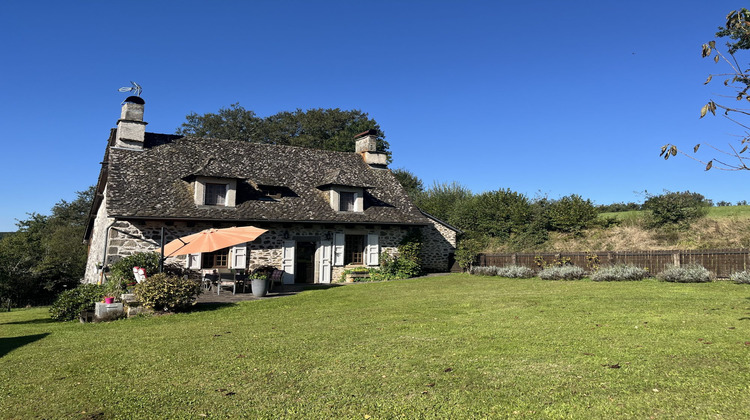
[{"xmin": 83, "ymin": 97, "xmax": 459, "ymax": 285}]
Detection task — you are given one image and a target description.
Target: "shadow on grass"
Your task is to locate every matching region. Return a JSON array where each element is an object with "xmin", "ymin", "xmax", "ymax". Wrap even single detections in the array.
[
  {"xmin": 1, "ymin": 317, "xmax": 58, "ymax": 326},
  {"xmin": 0, "ymin": 333, "xmax": 50, "ymax": 358},
  {"xmin": 188, "ymin": 302, "xmax": 237, "ymax": 313}
]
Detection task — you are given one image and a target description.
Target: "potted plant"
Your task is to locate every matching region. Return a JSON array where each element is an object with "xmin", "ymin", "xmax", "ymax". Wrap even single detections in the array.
[
  {"xmin": 249, "ymin": 272, "xmax": 269, "ymax": 297},
  {"xmin": 103, "ymin": 278, "xmax": 124, "ymax": 304}
]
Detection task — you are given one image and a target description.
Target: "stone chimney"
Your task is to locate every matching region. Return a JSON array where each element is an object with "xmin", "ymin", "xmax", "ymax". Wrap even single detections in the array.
[
  {"xmin": 355, "ymin": 129, "xmax": 387, "ymax": 168},
  {"xmin": 114, "ymin": 96, "xmax": 147, "ymax": 149}
]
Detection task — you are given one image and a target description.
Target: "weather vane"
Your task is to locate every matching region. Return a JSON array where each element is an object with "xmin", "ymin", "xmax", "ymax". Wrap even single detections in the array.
[{"xmin": 118, "ymin": 81, "xmax": 142, "ymax": 97}]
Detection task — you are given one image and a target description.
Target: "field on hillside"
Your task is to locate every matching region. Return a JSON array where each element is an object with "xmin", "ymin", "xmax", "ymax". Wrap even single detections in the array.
[
  {"xmin": 492, "ymin": 205, "xmax": 750, "ymax": 253},
  {"xmin": 599, "ymin": 205, "xmax": 750, "ymax": 221},
  {"xmin": 2, "ymin": 275, "xmax": 749, "ymax": 419}
]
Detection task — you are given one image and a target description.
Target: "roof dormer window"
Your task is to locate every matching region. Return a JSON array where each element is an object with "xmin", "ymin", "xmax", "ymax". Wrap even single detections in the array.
[
  {"xmin": 205, "ymin": 183, "xmax": 227, "ymax": 206},
  {"xmin": 340, "ymin": 192, "xmax": 356, "ymax": 212},
  {"xmin": 194, "ymin": 176, "xmax": 237, "ymax": 207},
  {"xmin": 328, "ymin": 187, "xmax": 363, "ymax": 212}
]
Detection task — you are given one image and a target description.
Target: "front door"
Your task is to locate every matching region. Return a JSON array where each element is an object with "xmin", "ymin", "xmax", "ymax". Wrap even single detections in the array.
[{"xmin": 295, "ymin": 241, "xmax": 316, "ymax": 284}]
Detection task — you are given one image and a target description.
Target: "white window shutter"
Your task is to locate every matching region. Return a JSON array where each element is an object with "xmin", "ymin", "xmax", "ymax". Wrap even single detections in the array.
[
  {"xmin": 186, "ymin": 253, "xmax": 202, "ymax": 269},
  {"xmin": 281, "ymin": 240, "xmax": 296, "ymax": 284},
  {"xmin": 319, "ymin": 240, "xmax": 332, "ymax": 284},
  {"xmin": 231, "ymin": 243, "xmax": 247, "ymax": 270},
  {"xmin": 366, "ymin": 234, "xmax": 379, "ymax": 266},
  {"xmin": 333, "ymin": 233, "xmax": 345, "ymax": 266},
  {"xmin": 354, "ymin": 192, "xmax": 363, "ymax": 212}
]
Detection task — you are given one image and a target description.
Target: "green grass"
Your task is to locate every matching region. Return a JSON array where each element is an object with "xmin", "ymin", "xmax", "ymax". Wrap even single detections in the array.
[
  {"xmin": 600, "ymin": 205, "xmax": 750, "ymax": 221},
  {"xmin": 2, "ymin": 275, "xmax": 749, "ymax": 419}
]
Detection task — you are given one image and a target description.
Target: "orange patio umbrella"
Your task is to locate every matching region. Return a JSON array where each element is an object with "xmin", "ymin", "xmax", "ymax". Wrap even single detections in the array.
[{"xmin": 162, "ymin": 226, "xmax": 267, "ymax": 257}]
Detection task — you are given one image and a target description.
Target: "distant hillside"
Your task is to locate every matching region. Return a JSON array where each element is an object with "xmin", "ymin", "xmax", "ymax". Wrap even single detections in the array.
[{"xmin": 485, "ymin": 205, "xmax": 750, "ymax": 253}]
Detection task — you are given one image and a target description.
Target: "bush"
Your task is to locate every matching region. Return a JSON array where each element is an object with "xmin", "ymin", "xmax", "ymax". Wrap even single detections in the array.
[
  {"xmin": 591, "ymin": 264, "xmax": 648, "ymax": 282},
  {"xmin": 470, "ymin": 266, "xmax": 499, "ymax": 276},
  {"xmin": 547, "ymin": 194, "xmax": 598, "ymax": 233},
  {"xmin": 538, "ymin": 265, "xmax": 586, "ymax": 280},
  {"xmin": 496, "ymin": 265, "xmax": 535, "ymax": 278},
  {"xmin": 377, "ymin": 230, "xmax": 423, "ymax": 280},
  {"xmin": 643, "ymin": 191, "xmax": 710, "ymax": 229},
  {"xmin": 730, "ymin": 270, "xmax": 750, "ymax": 284},
  {"xmin": 49, "ymin": 283, "xmax": 105, "ymax": 321},
  {"xmin": 134, "ymin": 273, "xmax": 201, "ymax": 311},
  {"xmin": 109, "ymin": 252, "xmax": 160, "ymax": 285},
  {"xmin": 657, "ymin": 264, "xmax": 712, "ymax": 283}
]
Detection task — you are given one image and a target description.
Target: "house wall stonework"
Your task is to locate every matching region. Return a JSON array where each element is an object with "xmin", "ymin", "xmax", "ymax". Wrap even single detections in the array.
[
  {"xmin": 85, "ymin": 216, "xmax": 412, "ymax": 283},
  {"xmin": 83, "ymin": 191, "xmax": 115, "ymax": 284},
  {"xmin": 420, "ymin": 217, "xmax": 459, "ymax": 272}
]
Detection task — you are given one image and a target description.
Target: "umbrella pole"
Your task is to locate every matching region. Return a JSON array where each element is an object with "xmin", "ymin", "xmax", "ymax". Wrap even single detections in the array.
[{"xmin": 159, "ymin": 226, "xmax": 165, "ymax": 273}]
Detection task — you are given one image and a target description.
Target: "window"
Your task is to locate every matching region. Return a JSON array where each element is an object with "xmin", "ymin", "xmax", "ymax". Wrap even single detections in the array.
[
  {"xmin": 202, "ymin": 248, "xmax": 229, "ymax": 268},
  {"xmin": 205, "ymin": 183, "xmax": 227, "ymax": 206},
  {"xmin": 344, "ymin": 234, "xmax": 365, "ymax": 265},
  {"xmin": 194, "ymin": 177, "xmax": 236, "ymax": 207},
  {"xmin": 339, "ymin": 192, "xmax": 356, "ymax": 212}
]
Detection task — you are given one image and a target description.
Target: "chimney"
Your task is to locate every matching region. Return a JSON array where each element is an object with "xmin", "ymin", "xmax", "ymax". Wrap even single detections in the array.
[
  {"xmin": 114, "ymin": 96, "xmax": 147, "ymax": 149},
  {"xmin": 355, "ymin": 129, "xmax": 387, "ymax": 168}
]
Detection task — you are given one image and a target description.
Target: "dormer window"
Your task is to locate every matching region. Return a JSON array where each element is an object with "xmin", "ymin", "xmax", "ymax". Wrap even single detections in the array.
[
  {"xmin": 194, "ymin": 176, "xmax": 237, "ymax": 207},
  {"xmin": 340, "ymin": 192, "xmax": 356, "ymax": 212},
  {"xmin": 328, "ymin": 187, "xmax": 363, "ymax": 212},
  {"xmin": 205, "ymin": 183, "xmax": 227, "ymax": 206}
]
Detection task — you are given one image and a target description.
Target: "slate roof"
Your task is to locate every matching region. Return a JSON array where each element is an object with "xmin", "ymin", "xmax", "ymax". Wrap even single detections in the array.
[{"xmin": 102, "ymin": 132, "xmax": 430, "ymax": 226}]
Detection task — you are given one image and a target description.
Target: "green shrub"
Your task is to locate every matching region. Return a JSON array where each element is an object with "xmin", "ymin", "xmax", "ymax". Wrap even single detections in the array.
[
  {"xmin": 49, "ymin": 283, "xmax": 105, "ymax": 321},
  {"xmin": 377, "ymin": 231, "xmax": 423, "ymax": 279},
  {"xmin": 657, "ymin": 264, "xmax": 712, "ymax": 283},
  {"xmin": 591, "ymin": 264, "xmax": 648, "ymax": 282},
  {"xmin": 730, "ymin": 270, "xmax": 750, "ymax": 284},
  {"xmin": 643, "ymin": 191, "xmax": 710, "ymax": 229},
  {"xmin": 109, "ymin": 252, "xmax": 160, "ymax": 285},
  {"xmin": 470, "ymin": 266, "xmax": 499, "ymax": 276},
  {"xmin": 547, "ymin": 194, "xmax": 598, "ymax": 233},
  {"xmin": 134, "ymin": 273, "xmax": 201, "ymax": 311},
  {"xmin": 538, "ymin": 265, "xmax": 586, "ymax": 280},
  {"xmin": 496, "ymin": 265, "xmax": 535, "ymax": 278}
]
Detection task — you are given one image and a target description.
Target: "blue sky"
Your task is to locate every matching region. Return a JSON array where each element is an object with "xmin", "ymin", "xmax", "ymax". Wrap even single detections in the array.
[{"xmin": 0, "ymin": 0, "xmax": 747, "ymax": 231}]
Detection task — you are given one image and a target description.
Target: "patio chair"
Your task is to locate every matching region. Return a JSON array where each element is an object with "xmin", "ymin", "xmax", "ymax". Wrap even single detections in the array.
[
  {"xmin": 217, "ymin": 270, "xmax": 240, "ymax": 295},
  {"xmin": 234, "ymin": 273, "xmax": 248, "ymax": 293},
  {"xmin": 268, "ymin": 269, "xmax": 284, "ymax": 292},
  {"xmin": 132, "ymin": 267, "xmax": 147, "ymax": 283},
  {"xmin": 201, "ymin": 272, "xmax": 217, "ymax": 292}
]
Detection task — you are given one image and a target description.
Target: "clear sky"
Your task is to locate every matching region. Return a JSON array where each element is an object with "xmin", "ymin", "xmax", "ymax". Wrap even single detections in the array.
[{"xmin": 0, "ymin": 0, "xmax": 747, "ymax": 231}]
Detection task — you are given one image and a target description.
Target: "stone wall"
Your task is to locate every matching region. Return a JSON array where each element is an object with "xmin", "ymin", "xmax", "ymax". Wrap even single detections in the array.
[
  {"xmin": 83, "ymin": 190, "xmax": 114, "ymax": 284},
  {"xmin": 420, "ymin": 216, "xmax": 459, "ymax": 272},
  {"xmin": 85, "ymin": 218, "xmax": 412, "ymax": 283}
]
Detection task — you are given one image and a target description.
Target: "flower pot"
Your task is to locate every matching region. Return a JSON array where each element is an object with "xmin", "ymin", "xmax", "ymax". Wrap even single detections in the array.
[
  {"xmin": 104, "ymin": 297, "xmax": 114, "ymax": 304},
  {"xmin": 251, "ymin": 278, "xmax": 268, "ymax": 297}
]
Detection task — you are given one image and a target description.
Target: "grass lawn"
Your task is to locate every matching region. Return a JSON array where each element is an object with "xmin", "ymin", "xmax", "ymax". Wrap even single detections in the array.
[
  {"xmin": 2, "ymin": 275, "xmax": 749, "ymax": 419},
  {"xmin": 600, "ymin": 205, "xmax": 750, "ymax": 221}
]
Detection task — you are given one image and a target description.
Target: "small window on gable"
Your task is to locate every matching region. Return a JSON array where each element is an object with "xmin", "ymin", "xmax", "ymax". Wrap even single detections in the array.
[
  {"xmin": 340, "ymin": 192, "xmax": 356, "ymax": 212},
  {"xmin": 205, "ymin": 183, "xmax": 227, "ymax": 206}
]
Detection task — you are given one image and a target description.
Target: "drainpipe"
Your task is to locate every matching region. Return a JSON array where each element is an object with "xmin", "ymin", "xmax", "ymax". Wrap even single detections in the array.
[{"xmin": 98, "ymin": 220, "xmax": 117, "ymax": 284}]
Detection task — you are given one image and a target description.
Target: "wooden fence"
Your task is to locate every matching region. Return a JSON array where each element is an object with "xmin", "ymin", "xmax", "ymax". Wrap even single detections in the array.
[{"xmin": 477, "ymin": 249, "xmax": 750, "ymax": 278}]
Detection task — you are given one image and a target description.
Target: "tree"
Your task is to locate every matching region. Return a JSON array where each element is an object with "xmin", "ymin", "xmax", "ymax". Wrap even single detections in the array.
[
  {"xmin": 643, "ymin": 190, "xmax": 710, "ymax": 228},
  {"xmin": 177, "ymin": 104, "xmax": 390, "ymax": 158},
  {"xmin": 546, "ymin": 194, "xmax": 598, "ymax": 234},
  {"xmin": 0, "ymin": 187, "xmax": 93, "ymax": 308},
  {"xmin": 413, "ymin": 181, "xmax": 473, "ymax": 227},
  {"xmin": 452, "ymin": 189, "xmax": 532, "ymax": 241},
  {"xmin": 661, "ymin": 8, "xmax": 750, "ymax": 170},
  {"xmin": 392, "ymin": 168, "xmax": 424, "ymax": 200}
]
